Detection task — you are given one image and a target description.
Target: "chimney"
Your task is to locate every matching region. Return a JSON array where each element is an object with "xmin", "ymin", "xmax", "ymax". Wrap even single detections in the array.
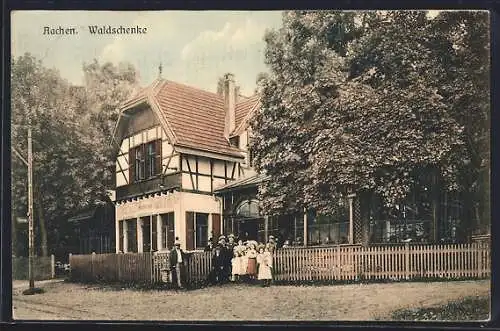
[{"xmin": 223, "ymin": 73, "xmax": 236, "ymax": 139}]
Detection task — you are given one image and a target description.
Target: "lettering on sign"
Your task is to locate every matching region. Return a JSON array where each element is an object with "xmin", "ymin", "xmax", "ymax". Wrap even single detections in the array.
[{"xmin": 117, "ymin": 195, "xmax": 177, "ymax": 220}]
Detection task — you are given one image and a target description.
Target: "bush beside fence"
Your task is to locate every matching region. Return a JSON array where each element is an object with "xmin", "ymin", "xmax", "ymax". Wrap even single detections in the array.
[
  {"xmin": 69, "ymin": 242, "xmax": 490, "ymax": 287},
  {"xmin": 12, "ymin": 255, "xmax": 55, "ymax": 280}
]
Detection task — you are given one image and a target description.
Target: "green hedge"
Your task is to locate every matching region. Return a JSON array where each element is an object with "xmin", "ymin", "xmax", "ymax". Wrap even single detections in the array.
[{"xmin": 12, "ymin": 256, "xmax": 52, "ymax": 280}]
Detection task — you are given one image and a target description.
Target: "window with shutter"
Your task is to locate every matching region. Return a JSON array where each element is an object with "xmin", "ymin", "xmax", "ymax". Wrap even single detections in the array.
[
  {"xmin": 118, "ymin": 221, "xmax": 124, "ymax": 252},
  {"xmin": 151, "ymin": 217, "xmax": 157, "ymax": 251},
  {"xmin": 195, "ymin": 213, "xmax": 209, "ymax": 249},
  {"xmin": 167, "ymin": 212, "xmax": 175, "ymax": 250},
  {"xmin": 186, "ymin": 212, "xmax": 195, "ymax": 250},
  {"xmin": 211, "ymin": 214, "xmax": 221, "ymax": 240},
  {"xmin": 155, "ymin": 139, "xmax": 162, "ymax": 175},
  {"xmin": 129, "ymin": 148, "xmax": 136, "ymax": 183}
]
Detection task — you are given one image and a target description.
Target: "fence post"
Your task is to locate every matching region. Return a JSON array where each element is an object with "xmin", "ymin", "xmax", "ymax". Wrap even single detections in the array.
[
  {"xmin": 68, "ymin": 253, "xmax": 72, "ymax": 280},
  {"xmin": 51, "ymin": 254, "xmax": 55, "ymax": 279},
  {"xmin": 405, "ymin": 243, "xmax": 410, "ymax": 280},
  {"xmin": 92, "ymin": 252, "xmax": 96, "ymax": 280},
  {"xmin": 477, "ymin": 242, "xmax": 483, "ymax": 278}
]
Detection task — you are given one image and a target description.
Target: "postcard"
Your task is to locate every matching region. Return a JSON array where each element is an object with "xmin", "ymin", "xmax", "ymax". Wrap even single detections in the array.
[{"xmin": 10, "ymin": 9, "xmax": 490, "ymax": 322}]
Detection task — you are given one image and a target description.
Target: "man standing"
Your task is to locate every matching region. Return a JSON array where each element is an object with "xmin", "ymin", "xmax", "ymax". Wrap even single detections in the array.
[
  {"xmin": 211, "ymin": 245, "xmax": 225, "ymax": 284},
  {"xmin": 169, "ymin": 240, "xmax": 186, "ymax": 289}
]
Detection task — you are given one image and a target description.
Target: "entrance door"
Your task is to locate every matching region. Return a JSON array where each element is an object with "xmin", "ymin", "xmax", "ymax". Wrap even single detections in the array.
[{"xmin": 238, "ymin": 218, "xmax": 262, "ymax": 241}]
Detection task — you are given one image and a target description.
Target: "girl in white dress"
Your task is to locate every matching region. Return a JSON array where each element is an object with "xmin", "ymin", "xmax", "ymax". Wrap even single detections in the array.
[
  {"xmin": 239, "ymin": 247, "xmax": 248, "ymax": 278},
  {"xmin": 231, "ymin": 251, "xmax": 241, "ymax": 282},
  {"xmin": 257, "ymin": 246, "xmax": 273, "ymax": 286}
]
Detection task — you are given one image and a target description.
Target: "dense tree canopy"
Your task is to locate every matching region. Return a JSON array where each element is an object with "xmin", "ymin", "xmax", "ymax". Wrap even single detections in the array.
[
  {"xmin": 251, "ymin": 10, "xmax": 490, "ymax": 234},
  {"xmin": 11, "ymin": 54, "xmax": 139, "ymax": 257}
]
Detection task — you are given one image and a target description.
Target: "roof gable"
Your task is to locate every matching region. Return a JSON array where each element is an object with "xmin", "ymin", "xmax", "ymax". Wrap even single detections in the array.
[{"xmin": 114, "ymin": 78, "xmax": 260, "ymax": 159}]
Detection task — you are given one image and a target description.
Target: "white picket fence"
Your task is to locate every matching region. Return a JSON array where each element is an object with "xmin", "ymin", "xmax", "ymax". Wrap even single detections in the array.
[
  {"xmin": 273, "ymin": 243, "xmax": 490, "ymax": 282},
  {"xmin": 70, "ymin": 242, "xmax": 490, "ymax": 285}
]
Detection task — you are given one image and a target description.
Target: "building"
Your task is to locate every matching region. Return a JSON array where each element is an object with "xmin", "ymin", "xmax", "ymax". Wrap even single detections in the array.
[
  {"xmin": 112, "ymin": 73, "xmax": 478, "ymax": 252},
  {"xmin": 112, "ymin": 74, "xmax": 259, "ymax": 252},
  {"xmin": 67, "ymin": 200, "xmax": 116, "ymax": 255}
]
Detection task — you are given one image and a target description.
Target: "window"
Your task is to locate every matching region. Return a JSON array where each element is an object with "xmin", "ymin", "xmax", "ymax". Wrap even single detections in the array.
[
  {"xmin": 307, "ymin": 208, "xmax": 349, "ymax": 245},
  {"xmin": 161, "ymin": 212, "xmax": 175, "ymax": 250},
  {"xmin": 196, "ymin": 213, "xmax": 209, "ymax": 249},
  {"xmin": 236, "ymin": 200, "xmax": 260, "ymax": 218},
  {"xmin": 135, "ymin": 146, "xmax": 145, "ymax": 181},
  {"xmin": 118, "ymin": 221, "xmax": 124, "ymax": 252},
  {"xmin": 151, "ymin": 217, "xmax": 157, "ymax": 251},
  {"xmin": 126, "ymin": 219, "xmax": 137, "ymax": 252},
  {"xmin": 146, "ymin": 142, "xmax": 156, "ymax": 178},
  {"xmin": 229, "ymin": 136, "xmax": 239, "ymax": 148},
  {"xmin": 248, "ymin": 148, "xmax": 255, "ymax": 167},
  {"xmin": 129, "ymin": 139, "xmax": 161, "ymax": 182}
]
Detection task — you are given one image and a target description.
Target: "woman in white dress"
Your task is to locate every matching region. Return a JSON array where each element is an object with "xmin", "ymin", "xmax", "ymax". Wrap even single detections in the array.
[{"xmin": 257, "ymin": 246, "xmax": 273, "ymax": 286}]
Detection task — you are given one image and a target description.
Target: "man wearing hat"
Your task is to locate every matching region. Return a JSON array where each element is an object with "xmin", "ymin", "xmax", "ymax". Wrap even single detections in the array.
[
  {"xmin": 266, "ymin": 235, "xmax": 277, "ymax": 254},
  {"xmin": 169, "ymin": 240, "xmax": 187, "ymax": 289}
]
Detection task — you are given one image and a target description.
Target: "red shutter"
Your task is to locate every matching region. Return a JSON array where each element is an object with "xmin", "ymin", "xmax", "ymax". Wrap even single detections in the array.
[
  {"xmin": 129, "ymin": 147, "xmax": 135, "ymax": 183},
  {"xmin": 211, "ymin": 214, "xmax": 221, "ymax": 240},
  {"xmin": 155, "ymin": 139, "xmax": 162, "ymax": 176},
  {"xmin": 186, "ymin": 212, "xmax": 195, "ymax": 251}
]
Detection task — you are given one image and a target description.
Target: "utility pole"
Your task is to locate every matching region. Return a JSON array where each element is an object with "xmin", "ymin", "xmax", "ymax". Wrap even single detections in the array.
[{"xmin": 27, "ymin": 124, "xmax": 34, "ymax": 290}]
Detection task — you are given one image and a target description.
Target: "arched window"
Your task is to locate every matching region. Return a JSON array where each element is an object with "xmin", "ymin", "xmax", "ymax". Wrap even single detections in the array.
[{"xmin": 235, "ymin": 199, "xmax": 260, "ymax": 218}]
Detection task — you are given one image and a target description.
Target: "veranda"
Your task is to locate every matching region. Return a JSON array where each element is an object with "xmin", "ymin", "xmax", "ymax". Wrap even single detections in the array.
[{"xmin": 69, "ymin": 242, "xmax": 490, "ymax": 286}]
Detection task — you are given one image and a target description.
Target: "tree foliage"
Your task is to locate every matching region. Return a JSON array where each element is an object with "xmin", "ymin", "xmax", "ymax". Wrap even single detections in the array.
[
  {"xmin": 252, "ymin": 10, "xmax": 489, "ymax": 230},
  {"xmin": 11, "ymin": 54, "xmax": 139, "ymax": 257}
]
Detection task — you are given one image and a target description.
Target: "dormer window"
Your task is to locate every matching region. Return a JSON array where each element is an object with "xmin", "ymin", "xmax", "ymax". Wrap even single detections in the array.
[
  {"xmin": 129, "ymin": 139, "xmax": 162, "ymax": 183},
  {"xmin": 229, "ymin": 136, "xmax": 240, "ymax": 148}
]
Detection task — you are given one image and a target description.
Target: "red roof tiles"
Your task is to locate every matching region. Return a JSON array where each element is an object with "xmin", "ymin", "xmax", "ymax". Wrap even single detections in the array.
[{"xmin": 120, "ymin": 78, "xmax": 260, "ymax": 158}]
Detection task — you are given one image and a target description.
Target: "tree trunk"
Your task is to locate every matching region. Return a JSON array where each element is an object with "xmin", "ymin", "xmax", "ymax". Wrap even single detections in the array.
[
  {"xmin": 34, "ymin": 184, "xmax": 49, "ymax": 257},
  {"xmin": 430, "ymin": 169, "xmax": 441, "ymax": 243}
]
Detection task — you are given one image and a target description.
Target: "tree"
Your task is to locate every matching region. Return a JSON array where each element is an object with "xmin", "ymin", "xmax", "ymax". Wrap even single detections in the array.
[
  {"xmin": 345, "ymin": 10, "xmax": 490, "ymax": 237},
  {"xmin": 252, "ymin": 10, "xmax": 489, "ymax": 241},
  {"xmin": 251, "ymin": 11, "xmax": 380, "ymax": 216},
  {"xmin": 11, "ymin": 54, "xmax": 139, "ymax": 257},
  {"xmin": 78, "ymin": 60, "xmax": 140, "ymax": 190}
]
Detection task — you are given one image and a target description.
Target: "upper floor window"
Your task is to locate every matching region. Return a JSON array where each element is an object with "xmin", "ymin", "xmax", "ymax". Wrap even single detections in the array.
[
  {"xmin": 229, "ymin": 136, "xmax": 239, "ymax": 148},
  {"xmin": 129, "ymin": 139, "xmax": 161, "ymax": 182}
]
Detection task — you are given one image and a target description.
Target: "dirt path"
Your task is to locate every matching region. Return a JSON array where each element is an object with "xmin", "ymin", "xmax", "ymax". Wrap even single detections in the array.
[{"xmin": 12, "ymin": 280, "xmax": 490, "ymax": 321}]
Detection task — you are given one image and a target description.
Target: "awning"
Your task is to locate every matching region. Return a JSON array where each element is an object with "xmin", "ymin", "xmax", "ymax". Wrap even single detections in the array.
[{"xmin": 214, "ymin": 173, "xmax": 270, "ymax": 194}]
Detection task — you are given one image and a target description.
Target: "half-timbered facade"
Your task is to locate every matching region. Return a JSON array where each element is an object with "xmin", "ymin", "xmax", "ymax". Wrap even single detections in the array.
[{"xmin": 112, "ymin": 74, "xmax": 259, "ymax": 252}]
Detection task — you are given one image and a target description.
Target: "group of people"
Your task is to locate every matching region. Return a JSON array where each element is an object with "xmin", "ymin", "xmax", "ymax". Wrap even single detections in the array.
[
  {"xmin": 207, "ymin": 234, "xmax": 276, "ymax": 287},
  {"xmin": 168, "ymin": 234, "xmax": 278, "ymax": 289}
]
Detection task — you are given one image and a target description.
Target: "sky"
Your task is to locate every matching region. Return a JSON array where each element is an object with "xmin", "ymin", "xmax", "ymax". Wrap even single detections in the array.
[{"xmin": 11, "ymin": 11, "xmax": 284, "ymax": 96}]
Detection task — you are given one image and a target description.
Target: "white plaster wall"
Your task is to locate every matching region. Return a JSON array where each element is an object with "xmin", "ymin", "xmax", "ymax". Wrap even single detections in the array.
[
  {"xmin": 179, "ymin": 191, "xmax": 221, "ymax": 251},
  {"xmin": 182, "ymin": 173, "xmax": 194, "ymax": 190},
  {"xmin": 213, "ymin": 160, "xmax": 226, "ymax": 177},
  {"xmin": 198, "ymin": 176, "xmax": 211, "ymax": 192},
  {"xmin": 198, "ymin": 157, "xmax": 211, "ymax": 175}
]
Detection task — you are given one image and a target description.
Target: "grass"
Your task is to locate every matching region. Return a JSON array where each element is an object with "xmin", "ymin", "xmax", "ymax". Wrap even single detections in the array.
[{"xmin": 391, "ymin": 296, "xmax": 490, "ymax": 321}]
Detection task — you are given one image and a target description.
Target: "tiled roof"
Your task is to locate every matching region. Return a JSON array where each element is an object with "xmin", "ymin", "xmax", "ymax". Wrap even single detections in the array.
[
  {"xmin": 120, "ymin": 78, "xmax": 260, "ymax": 158},
  {"xmin": 214, "ymin": 173, "xmax": 270, "ymax": 193}
]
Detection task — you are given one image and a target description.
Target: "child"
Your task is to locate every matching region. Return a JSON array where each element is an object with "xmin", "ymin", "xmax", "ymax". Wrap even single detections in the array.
[
  {"xmin": 239, "ymin": 246, "xmax": 248, "ymax": 279},
  {"xmin": 231, "ymin": 250, "xmax": 241, "ymax": 282},
  {"xmin": 257, "ymin": 246, "xmax": 273, "ymax": 286}
]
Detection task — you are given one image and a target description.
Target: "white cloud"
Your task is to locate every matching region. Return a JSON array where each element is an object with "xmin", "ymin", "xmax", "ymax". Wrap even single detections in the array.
[
  {"xmin": 98, "ymin": 12, "xmax": 177, "ymax": 65},
  {"xmin": 180, "ymin": 18, "xmax": 266, "ymax": 61}
]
